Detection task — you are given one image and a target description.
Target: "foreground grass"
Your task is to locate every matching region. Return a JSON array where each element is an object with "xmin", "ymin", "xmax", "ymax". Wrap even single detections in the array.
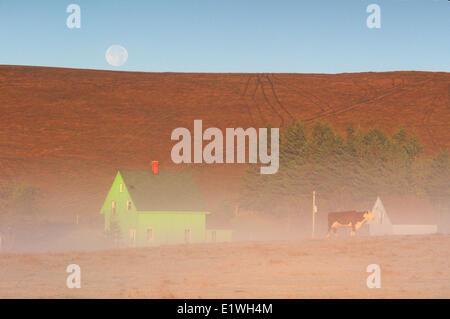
[{"xmin": 0, "ymin": 234, "xmax": 449, "ymax": 298}]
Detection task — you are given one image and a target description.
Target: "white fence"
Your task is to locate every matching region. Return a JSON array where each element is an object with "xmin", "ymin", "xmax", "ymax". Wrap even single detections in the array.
[{"xmin": 392, "ymin": 225, "xmax": 437, "ymax": 235}]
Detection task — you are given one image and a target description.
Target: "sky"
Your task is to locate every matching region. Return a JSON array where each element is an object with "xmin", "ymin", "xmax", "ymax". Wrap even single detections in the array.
[{"xmin": 0, "ymin": 0, "xmax": 449, "ymax": 73}]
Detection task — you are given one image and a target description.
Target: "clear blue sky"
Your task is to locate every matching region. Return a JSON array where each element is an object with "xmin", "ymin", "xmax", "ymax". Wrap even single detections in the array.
[{"xmin": 0, "ymin": 0, "xmax": 448, "ymax": 73}]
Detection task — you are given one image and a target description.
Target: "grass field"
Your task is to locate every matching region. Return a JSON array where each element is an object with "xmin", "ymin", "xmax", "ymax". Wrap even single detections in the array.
[{"xmin": 1, "ymin": 235, "xmax": 449, "ymax": 298}]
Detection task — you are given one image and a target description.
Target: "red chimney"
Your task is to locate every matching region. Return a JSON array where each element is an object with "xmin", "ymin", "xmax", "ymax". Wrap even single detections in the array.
[{"xmin": 151, "ymin": 161, "xmax": 159, "ymax": 175}]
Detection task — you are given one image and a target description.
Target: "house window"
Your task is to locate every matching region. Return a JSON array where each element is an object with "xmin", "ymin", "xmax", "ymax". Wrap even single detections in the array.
[
  {"xmin": 129, "ymin": 229, "xmax": 136, "ymax": 247},
  {"xmin": 111, "ymin": 201, "xmax": 116, "ymax": 215},
  {"xmin": 211, "ymin": 231, "xmax": 217, "ymax": 243},
  {"xmin": 184, "ymin": 228, "xmax": 191, "ymax": 244},
  {"xmin": 119, "ymin": 183, "xmax": 124, "ymax": 192},
  {"xmin": 127, "ymin": 200, "xmax": 132, "ymax": 211},
  {"xmin": 147, "ymin": 228, "xmax": 153, "ymax": 243}
]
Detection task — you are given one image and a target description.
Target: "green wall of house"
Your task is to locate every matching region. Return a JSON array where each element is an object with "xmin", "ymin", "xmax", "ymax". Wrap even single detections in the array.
[
  {"xmin": 100, "ymin": 172, "xmax": 209, "ymax": 247},
  {"xmin": 136, "ymin": 212, "xmax": 206, "ymax": 246},
  {"xmin": 100, "ymin": 172, "xmax": 137, "ymax": 234}
]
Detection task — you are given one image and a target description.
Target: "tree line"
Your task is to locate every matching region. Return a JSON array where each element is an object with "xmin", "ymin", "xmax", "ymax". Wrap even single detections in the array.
[{"xmin": 238, "ymin": 121, "xmax": 449, "ymax": 216}]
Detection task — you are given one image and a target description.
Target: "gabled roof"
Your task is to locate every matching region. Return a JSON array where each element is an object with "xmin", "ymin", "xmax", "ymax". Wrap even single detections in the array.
[
  {"xmin": 378, "ymin": 196, "xmax": 438, "ymax": 225},
  {"xmin": 119, "ymin": 170, "xmax": 208, "ymax": 212},
  {"xmin": 369, "ymin": 197, "xmax": 392, "ymax": 224}
]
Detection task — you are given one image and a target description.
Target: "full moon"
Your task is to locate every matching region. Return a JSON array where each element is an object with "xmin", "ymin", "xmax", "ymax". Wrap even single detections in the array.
[{"xmin": 105, "ymin": 45, "xmax": 128, "ymax": 67}]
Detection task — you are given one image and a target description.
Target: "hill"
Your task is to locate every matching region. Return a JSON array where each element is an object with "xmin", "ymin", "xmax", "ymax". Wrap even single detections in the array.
[{"xmin": 0, "ymin": 66, "xmax": 448, "ymax": 221}]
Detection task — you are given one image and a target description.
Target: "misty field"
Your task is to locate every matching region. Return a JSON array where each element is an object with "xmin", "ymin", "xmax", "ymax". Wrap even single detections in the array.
[{"xmin": 0, "ymin": 234, "xmax": 449, "ymax": 298}]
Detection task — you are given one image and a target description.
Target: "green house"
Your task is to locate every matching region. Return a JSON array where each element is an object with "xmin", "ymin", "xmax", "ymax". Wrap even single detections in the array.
[{"xmin": 100, "ymin": 169, "xmax": 218, "ymax": 247}]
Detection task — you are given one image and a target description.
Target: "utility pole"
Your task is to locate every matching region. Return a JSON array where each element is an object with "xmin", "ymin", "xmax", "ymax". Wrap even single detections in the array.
[{"xmin": 312, "ymin": 191, "xmax": 318, "ymax": 238}]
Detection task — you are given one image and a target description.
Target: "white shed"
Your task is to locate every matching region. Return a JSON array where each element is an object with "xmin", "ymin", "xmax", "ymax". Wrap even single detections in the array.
[
  {"xmin": 369, "ymin": 197, "xmax": 393, "ymax": 235},
  {"xmin": 368, "ymin": 196, "xmax": 438, "ymax": 236}
]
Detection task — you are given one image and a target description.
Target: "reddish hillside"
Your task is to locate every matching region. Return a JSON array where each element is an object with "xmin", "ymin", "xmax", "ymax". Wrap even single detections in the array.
[{"xmin": 0, "ymin": 66, "xmax": 448, "ymax": 221}]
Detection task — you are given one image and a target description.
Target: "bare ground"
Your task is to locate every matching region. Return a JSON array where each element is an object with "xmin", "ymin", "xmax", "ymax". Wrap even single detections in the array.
[{"xmin": 0, "ymin": 234, "xmax": 449, "ymax": 299}]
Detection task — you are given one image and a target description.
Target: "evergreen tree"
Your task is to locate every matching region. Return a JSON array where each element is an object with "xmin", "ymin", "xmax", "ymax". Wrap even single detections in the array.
[{"xmin": 239, "ymin": 121, "xmax": 447, "ymax": 217}]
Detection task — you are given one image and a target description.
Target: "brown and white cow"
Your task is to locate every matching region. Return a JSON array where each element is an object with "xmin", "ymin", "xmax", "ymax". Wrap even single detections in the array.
[{"xmin": 326, "ymin": 210, "xmax": 374, "ymax": 238}]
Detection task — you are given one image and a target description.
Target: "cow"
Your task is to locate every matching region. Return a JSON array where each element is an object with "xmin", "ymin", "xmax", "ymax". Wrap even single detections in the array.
[{"xmin": 326, "ymin": 210, "xmax": 374, "ymax": 238}]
